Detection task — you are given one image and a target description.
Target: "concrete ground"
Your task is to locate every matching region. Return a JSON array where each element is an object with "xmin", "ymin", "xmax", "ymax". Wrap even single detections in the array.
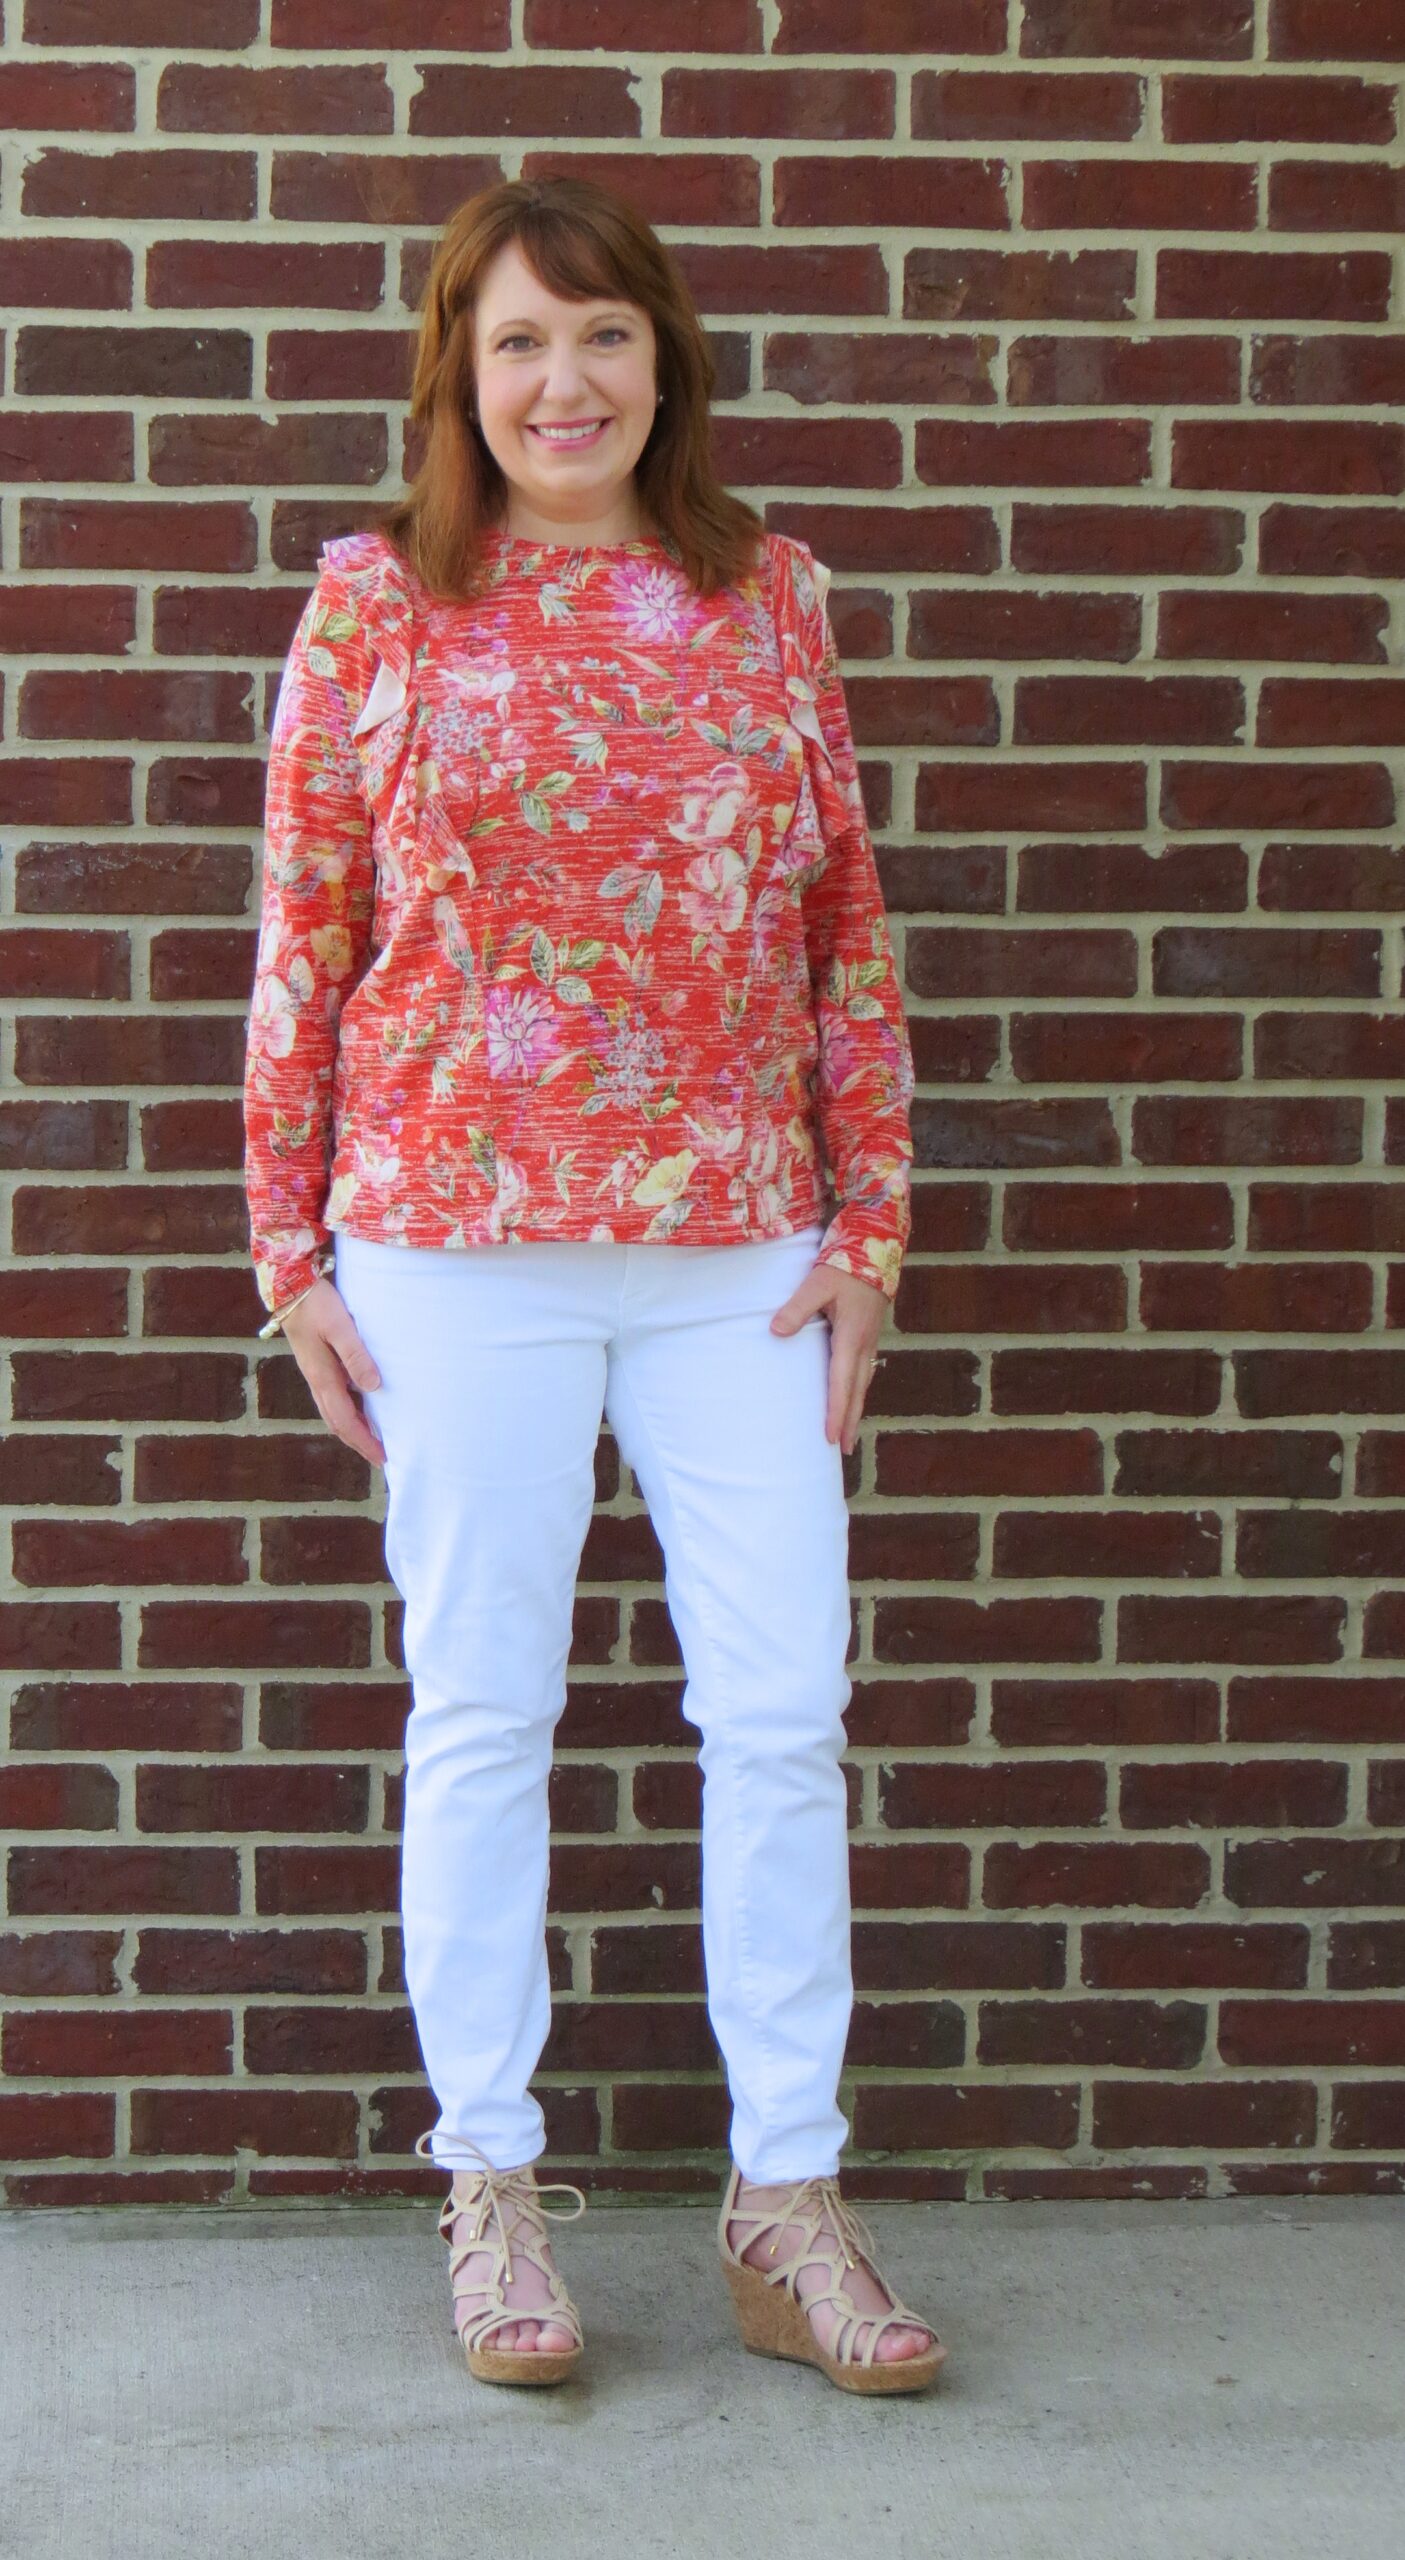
[{"xmin": 3, "ymin": 2192, "xmax": 1401, "ymax": 2560}]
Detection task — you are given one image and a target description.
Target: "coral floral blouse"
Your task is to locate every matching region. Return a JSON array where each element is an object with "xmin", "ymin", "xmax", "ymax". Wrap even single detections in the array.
[{"xmin": 242, "ymin": 519, "xmax": 916, "ymax": 1332}]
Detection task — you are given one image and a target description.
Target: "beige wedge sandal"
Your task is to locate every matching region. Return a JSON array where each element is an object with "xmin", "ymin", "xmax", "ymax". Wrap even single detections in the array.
[
  {"xmin": 414, "ymin": 2127, "xmax": 587, "ymax": 2387},
  {"xmin": 718, "ymin": 2159, "xmax": 949, "ymax": 2396}
]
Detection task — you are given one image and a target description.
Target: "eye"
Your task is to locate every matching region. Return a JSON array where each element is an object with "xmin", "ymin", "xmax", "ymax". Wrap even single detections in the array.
[{"xmin": 494, "ymin": 327, "xmax": 630, "ymax": 352}]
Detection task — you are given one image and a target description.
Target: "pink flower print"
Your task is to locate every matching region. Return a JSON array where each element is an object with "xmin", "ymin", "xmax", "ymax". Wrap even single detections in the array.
[
  {"xmin": 680, "ymin": 845, "xmax": 748, "ymax": 939},
  {"xmin": 611, "ymin": 558, "xmax": 696, "ymax": 643},
  {"xmin": 485, "ymin": 982, "xmax": 563, "ymax": 1082},
  {"xmin": 667, "ymin": 758, "xmax": 754, "ymax": 855},
  {"xmin": 818, "ymin": 1008, "xmax": 864, "ymax": 1099}
]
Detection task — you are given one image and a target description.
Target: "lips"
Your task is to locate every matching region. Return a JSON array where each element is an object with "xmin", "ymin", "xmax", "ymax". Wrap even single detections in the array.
[{"xmin": 527, "ymin": 418, "xmax": 611, "ymax": 444}]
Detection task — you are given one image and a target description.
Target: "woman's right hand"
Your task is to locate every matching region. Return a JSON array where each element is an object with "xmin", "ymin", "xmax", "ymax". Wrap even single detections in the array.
[{"xmin": 281, "ymin": 1280, "xmax": 387, "ymax": 1467}]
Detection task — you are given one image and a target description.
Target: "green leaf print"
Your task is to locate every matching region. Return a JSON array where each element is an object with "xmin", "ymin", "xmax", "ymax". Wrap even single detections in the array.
[
  {"xmin": 530, "ymin": 928, "xmax": 556, "ymax": 985},
  {"xmin": 623, "ymin": 873, "xmax": 662, "ymax": 939}
]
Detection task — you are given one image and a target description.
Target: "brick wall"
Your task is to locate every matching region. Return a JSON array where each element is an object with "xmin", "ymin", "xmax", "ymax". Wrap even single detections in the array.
[{"xmin": 3, "ymin": 0, "xmax": 1403, "ymax": 2206}]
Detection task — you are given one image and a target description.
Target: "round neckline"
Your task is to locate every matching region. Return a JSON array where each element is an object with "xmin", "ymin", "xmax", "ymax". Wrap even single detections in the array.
[{"xmin": 482, "ymin": 524, "xmax": 669, "ymax": 554}]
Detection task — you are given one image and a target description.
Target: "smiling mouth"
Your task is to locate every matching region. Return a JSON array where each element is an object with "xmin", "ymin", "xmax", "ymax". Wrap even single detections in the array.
[{"xmin": 527, "ymin": 419, "xmax": 612, "ymax": 443}]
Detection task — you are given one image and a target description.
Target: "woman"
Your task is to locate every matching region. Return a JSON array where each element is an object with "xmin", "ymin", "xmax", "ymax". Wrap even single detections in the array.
[{"xmin": 242, "ymin": 171, "xmax": 944, "ymax": 2398}]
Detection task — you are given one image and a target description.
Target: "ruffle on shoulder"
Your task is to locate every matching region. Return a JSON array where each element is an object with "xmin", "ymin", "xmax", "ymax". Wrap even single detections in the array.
[
  {"xmin": 316, "ymin": 529, "xmax": 416, "ymax": 737},
  {"xmin": 766, "ymin": 532, "xmax": 838, "ymax": 778}
]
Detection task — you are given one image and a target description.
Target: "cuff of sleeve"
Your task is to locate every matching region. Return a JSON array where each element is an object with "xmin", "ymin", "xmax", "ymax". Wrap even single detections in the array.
[
  {"xmin": 256, "ymin": 1249, "xmax": 336, "ymax": 1338},
  {"xmin": 814, "ymin": 1220, "xmax": 905, "ymax": 1304}
]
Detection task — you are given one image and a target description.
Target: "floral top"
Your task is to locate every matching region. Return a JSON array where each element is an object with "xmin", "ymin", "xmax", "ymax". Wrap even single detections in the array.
[{"xmin": 242, "ymin": 520, "xmax": 916, "ymax": 1329}]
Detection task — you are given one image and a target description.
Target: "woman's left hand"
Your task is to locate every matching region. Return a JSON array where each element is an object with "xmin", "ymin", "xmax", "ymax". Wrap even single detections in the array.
[{"xmin": 770, "ymin": 1263, "xmax": 888, "ymax": 1457}]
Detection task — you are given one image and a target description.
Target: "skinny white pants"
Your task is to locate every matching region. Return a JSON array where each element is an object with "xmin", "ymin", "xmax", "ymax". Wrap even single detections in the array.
[{"xmin": 333, "ymin": 1221, "xmax": 856, "ymax": 2183}]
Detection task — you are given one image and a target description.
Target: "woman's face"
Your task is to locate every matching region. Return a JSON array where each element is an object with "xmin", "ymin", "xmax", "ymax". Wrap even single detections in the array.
[{"xmin": 470, "ymin": 236, "xmax": 660, "ymax": 538}]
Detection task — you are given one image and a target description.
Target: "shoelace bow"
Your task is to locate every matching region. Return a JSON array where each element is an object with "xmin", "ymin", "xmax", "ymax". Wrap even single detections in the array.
[{"xmin": 414, "ymin": 2128, "xmax": 586, "ymax": 2348}]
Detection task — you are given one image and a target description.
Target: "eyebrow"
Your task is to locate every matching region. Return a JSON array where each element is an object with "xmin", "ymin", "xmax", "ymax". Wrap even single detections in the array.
[{"xmin": 487, "ymin": 310, "xmax": 634, "ymax": 334}]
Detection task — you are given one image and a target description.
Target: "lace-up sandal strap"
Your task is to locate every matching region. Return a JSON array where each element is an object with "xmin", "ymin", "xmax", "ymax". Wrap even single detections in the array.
[
  {"xmin": 414, "ymin": 2127, "xmax": 586, "ymax": 2356},
  {"xmin": 720, "ymin": 2167, "xmax": 939, "ymax": 2374}
]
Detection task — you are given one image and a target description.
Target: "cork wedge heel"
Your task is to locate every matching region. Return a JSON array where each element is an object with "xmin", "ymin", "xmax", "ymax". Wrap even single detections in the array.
[
  {"xmin": 415, "ymin": 2127, "xmax": 587, "ymax": 2387},
  {"xmin": 718, "ymin": 2160, "xmax": 948, "ymax": 2397}
]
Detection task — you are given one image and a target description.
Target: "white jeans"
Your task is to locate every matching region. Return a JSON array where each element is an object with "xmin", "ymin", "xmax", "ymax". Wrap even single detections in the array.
[{"xmin": 333, "ymin": 1221, "xmax": 856, "ymax": 2183}]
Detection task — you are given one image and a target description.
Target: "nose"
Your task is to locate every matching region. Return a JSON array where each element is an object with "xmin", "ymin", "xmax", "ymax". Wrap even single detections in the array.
[{"xmin": 535, "ymin": 349, "xmax": 596, "ymax": 406}]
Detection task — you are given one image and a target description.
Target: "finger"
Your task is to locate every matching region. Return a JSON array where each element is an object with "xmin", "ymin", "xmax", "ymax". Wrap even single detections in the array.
[
  {"xmin": 828, "ymin": 1337, "xmax": 865, "ymax": 1450},
  {"xmin": 323, "ymin": 1315, "xmax": 383, "ymax": 1395},
  {"xmin": 315, "ymin": 1379, "xmax": 386, "ymax": 1467}
]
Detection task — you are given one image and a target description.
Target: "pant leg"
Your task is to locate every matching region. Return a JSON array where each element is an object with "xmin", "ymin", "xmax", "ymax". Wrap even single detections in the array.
[
  {"xmin": 601, "ymin": 1224, "xmax": 855, "ymax": 2183},
  {"xmin": 332, "ymin": 1228, "xmax": 619, "ymax": 2172}
]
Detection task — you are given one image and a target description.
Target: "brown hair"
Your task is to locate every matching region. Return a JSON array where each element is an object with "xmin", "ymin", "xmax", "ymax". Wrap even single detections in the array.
[{"xmin": 374, "ymin": 174, "xmax": 767, "ymax": 602}]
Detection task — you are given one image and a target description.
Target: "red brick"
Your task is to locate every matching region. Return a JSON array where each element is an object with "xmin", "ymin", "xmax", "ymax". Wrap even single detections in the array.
[
  {"xmin": 1, "ymin": 938, "xmax": 130, "ymax": 1005},
  {"xmin": 1019, "ymin": 840, "xmax": 1247, "ymax": 913},
  {"xmin": 1026, "ymin": 158, "xmax": 1255, "ymax": 230},
  {"xmin": 1009, "ymin": 332, "xmax": 1240, "ymax": 406},
  {"xmin": 1152, "ymin": 925, "xmax": 1380, "ymax": 998},
  {"xmin": 1158, "ymin": 588, "xmax": 1388, "ymax": 664},
  {"xmin": 1132, "ymin": 1095, "xmax": 1363, "ymax": 1165},
  {"xmin": 1327, "ymin": 1922, "xmax": 1405, "ymax": 1988},
  {"xmin": 1095, "ymin": 2080, "xmax": 1314, "ymax": 2148},
  {"xmin": 880, "ymin": 1759, "xmax": 1107, "ymax": 1829},
  {"xmin": 0, "ymin": 2090, "xmax": 114, "ymax": 2161},
  {"xmin": 1119, "ymin": 1593, "xmax": 1345, "ymax": 1665},
  {"xmin": 994, "ymin": 1509, "xmax": 1220, "ymax": 1579},
  {"xmin": 906, "ymin": 247, "xmax": 1135, "ymax": 321},
  {"xmin": 1115, "ymin": 1429, "xmax": 1341, "ymax": 1501},
  {"xmin": 1163, "ymin": 71, "xmax": 1398, "ymax": 142},
  {"xmin": 918, "ymin": 760, "xmax": 1147, "ymax": 834},
  {"xmin": 8, "ymin": 1847, "xmax": 239, "ymax": 1915},
  {"xmin": 1174, "ymin": 420, "xmax": 1404, "ymax": 496},
  {"xmin": 148, "ymin": 240, "xmax": 383, "ymax": 311},
  {"xmin": 131, "ymin": 2085, "xmax": 358, "ymax": 2156},
  {"xmin": 1270, "ymin": 0, "xmax": 1405, "ymax": 60},
  {"xmin": 1022, "ymin": 0, "xmax": 1252, "ymax": 55},
  {"xmin": 274, "ymin": 0, "xmax": 508, "ymax": 38},
  {"xmin": 908, "ymin": 926, "xmax": 1136, "ymax": 998},
  {"xmin": 777, "ymin": 154, "xmax": 1008, "ymax": 230},
  {"xmin": 13, "ymin": 1505, "xmax": 246, "ymax": 1587},
  {"xmin": 30, "ymin": 0, "xmax": 258, "ymax": 33},
  {"xmin": 1252, "ymin": 333, "xmax": 1405, "ymax": 408},
  {"xmin": 22, "ymin": 147, "xmax": 256, "ymax": 221},
  {"xmin": 1160, "ymin": 760, "xmax": 1394, "ymax": 831},
  {"xmin": 0, "ymin": 1929, "xmax": 122, "ymax": 1996},
  {"xmin": 1257, "ymin": 1013, "xmax": 1405, "ymax": 1082},
  {"xmin": 1, "ymin": 62, "xmax": 136, "ymax": 130},
  {"xmin": 877, "ymin": 1428, "xmax": 1103, "ymax": 1497},
  {"xmin": 1237, "ymin": 1509, "xmax": 1405, "ymax": 1579},
  {"xmin": 1229, "ymin": 1677, "xmax": 1405, "ymax": 1744},
  {"xmin": 4, "ymin": 2007, "xmax": 232, "ymax": 2077},
  {"xmin": 1009, "ymin": 995, "xmax": 1224, "ymax": 1084},
  {"xmin": 1013, "ymin": 503, "xmax": 1244, "ymax": 576},
  {"xmin": 916, "ymin": 1095, "xmax": 1110, "ymax": 1167},
  {"xmin": 901, "ymin": 1263, "xmax": 1125, "ymax": 1334},
  {"xmin": 874, "ymin": 1593, "xmax": 1103, "ymax": 1665},
  {"xmin": 980, "ymin": 1997, "xmax": 1206, "ymax": 2068},
  {"xmin": 1159, "ymin": 250, "xmax": 1391, "ymax": 323},
  {"xmin": 1124, "ymin": 1759, "xmax": 1348, "ymax": 1833},
  {"xmin": 1359, "ymin": 1434, "xmax": 1405, "ymax": 1496},
  {"xmin": 918, "ymin": 418, "xmax": 1150, "ymax": 488},
  {"xmin": 161, "ymin": 63, "xmax": 394, "ymax": 135},
  {"xmin": 1015, "ymin": 675, "xmax": 1243, "ymax": 747},
  {"xmin": 985, "ymin": 1841, "xmax": 1211, "ymax": 1909},
  {"xmin": 0, "ymin": 1434, "xmax": 129, "ymax": 1510},
  {"xmin": 992, "ymin": 1349, "xmax": 1222, "ymax": 1415},
  {"xmin": 765, "ymin": 331, "xmax": 995, "ymax": 407},
  {"xmin": 1276, "ymin": 842, "xmax": 1405, "ymax": 943},
  {"xmin": 909, "ymin": 588, "xmax": 1140, "ymax": 661},
  {"xmin": 1083, "ymin": 1922, "xmax": 1310, "ymax": 1989},
  {"xmin": 18, "ymin": 323, "xmax": 251, "ymax": 402},
  {"xmin": 1260, "ymin": 505, "xmax": 1405, "ymax": 577},
  {"xmin": 1332, "ymin": 2085, "xmax": 1405, "ymax": 2149},
  {"xmin": 1236, "ymin": 1349, "xmax": 1405, "ymax": 1416},
  {"xmin": 0, "ymin": 236, "xmax": 132, "ymax": 310},
  {"xmin": 1004, "ymin": 1182, "xmax": 1232, "ymax": 1252},
  {"xmin": 1270, "ymin": 160, "xmax": 1405, "ymax": 231},
  {"xmin": 1142, "ymin": 1262, "xmax": 1372, "ymax": 1334},
  {"xmin": 1229, "ymin": 1838, "xmax": 1405, "ymax": 1907},
  {"xmin": 137, "ymin": 1598, "xmax": 372, "ymax": 1672},
  {"xmin": 914, "ymin": 68, "xmax": 1146, "ymax": 139},
  {"xmin": 663, "ymin": 68, "xmax": 894, "ymax": 139},
  {"xmin": 776, "ymin": 0, "xmax": 1005, "ymax": 46},
  {"xmin": 991, "ymin": 1675, "xmax": 1217, "ymax": 1747},
  {"xmin": 1260, "ymin": 678, "xmax": 1405, "ymax": 749},
  {"xmin": 770, "ymin": 503, "xmax": 999, "ymax": 574}
]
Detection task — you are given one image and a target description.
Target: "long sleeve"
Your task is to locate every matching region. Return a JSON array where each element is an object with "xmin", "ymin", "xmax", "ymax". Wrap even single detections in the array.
[
  {"xmin": 776, "ymin": 538, "xmax": 916, "ymax": 1305},
  {"xmin": 242, "ymin": 562, "xmax": 378, "ymax": 1325}
]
